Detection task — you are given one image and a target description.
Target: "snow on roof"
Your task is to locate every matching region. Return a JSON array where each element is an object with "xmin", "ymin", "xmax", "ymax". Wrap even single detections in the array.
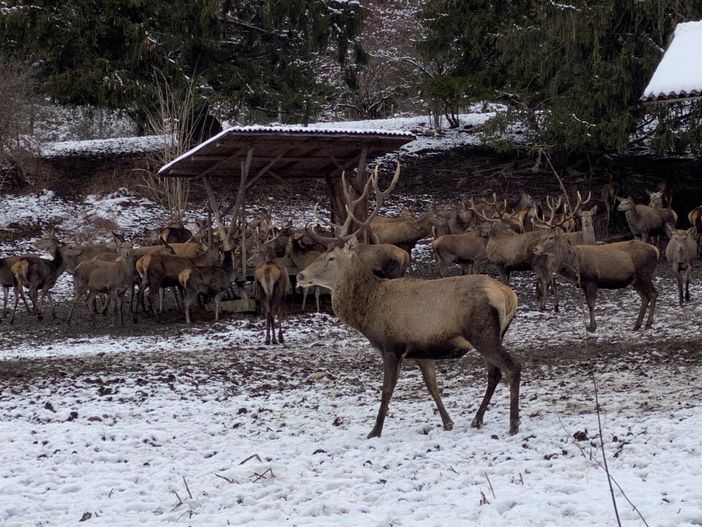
[
  {"xmin": 39, "ymin": 135, "xmax": 170, "ymax": 159},
  {"xmin": 642, "ymin": 20, "xmax": 702, "ymax": 103}
]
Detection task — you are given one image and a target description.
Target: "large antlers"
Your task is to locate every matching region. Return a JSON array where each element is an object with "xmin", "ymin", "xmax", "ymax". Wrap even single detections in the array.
[
  {"xmin": 536, "ymin": 191, "xmax": 592, "ymax": 229},
  {"xmin": 310, "ymin": 163, "xmax": 401, "ymax": 244}
]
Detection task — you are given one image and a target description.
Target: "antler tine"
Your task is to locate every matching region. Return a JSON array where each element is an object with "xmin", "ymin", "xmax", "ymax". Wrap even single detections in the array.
[
  {"xmin": 305, "ymin": 222, "xmax": 337, "ymax": 246},
  {"xmin": 466, "ymin": 197, "xmax": 502, "ymax": 224}
]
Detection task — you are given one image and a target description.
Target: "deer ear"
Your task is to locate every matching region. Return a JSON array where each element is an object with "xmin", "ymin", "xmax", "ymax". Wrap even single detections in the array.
[
  {"xmin": 344, "ymin": 235, "xmax": 359, "ymax": 253},
  {"xmin": 614, "ymin": 196, "xmax": 623, "ymax": 202},
  {"xmin": 591, "ymin": 205, "xmax": 598, "ymax": 215},
  {"xmin": 646, "ymin": 190, "xmax": 653, "ymax": 196}
]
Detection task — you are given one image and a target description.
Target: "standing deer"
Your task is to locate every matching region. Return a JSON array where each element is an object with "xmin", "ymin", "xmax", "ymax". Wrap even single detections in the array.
[
  {"xmin": 431, "ymin": 230, "xmax": 488, "ymax": 276},
  {"xmin": 0, "ymin": 257, "xmax": 30, "ymax": 322},
  {"xmin": 298, "ymin": 235, "xmax": 521, "ymax": 438},
  {"xmin": 664, "ymin": 227, "xmax": 698, "ymax": 307},
  {"xmin": 298, "ymin": 165, "xmax": 521, "ymax": 437},
  {"xmin": 251, "ymin": 240, "xmax": 290, "ymax": 345},
  {"xmin": 11, "ymin": 237, "xmax": 67, "ymax": 321},
  {"xmin": 77, "ymin": 242, "xmax": 135, "ymax": 326},
  {"xmin": 565, "ymin": 206, "xmax": 597, "ymax": 246},
  {"xmin": 616, "ymin": 196, "xmax": 677, "ymax": 250},
  {"xmin": 179, "ymin": 242, "xmax": 238, "ymax": 323},
  {"xmin": 533, "ymin": 230, "xmax": 659, "ymax": 331}
]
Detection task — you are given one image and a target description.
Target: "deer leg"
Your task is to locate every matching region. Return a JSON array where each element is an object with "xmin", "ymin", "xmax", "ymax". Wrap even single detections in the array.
[
  {"xmin": 583, "ymin": 283, "xmax": 598, "ymax": 332},
  {"xmin": 277, "ymin": 308, "xmax": 284, "ymax": 344},
  {"xmin": 301, "ymin": 287, "xmax": 308, "ymax": 311},
  {"xmin": 67, "ymin": 285, "xmax": 84, "ymax": 325},
  {"xmin": 184, "ymin": 293, "xmax": 192, "ymax": 323},
  {"xmin": 32, "ymin": 287, "xmax": 43, "ymax": 321},
  {"xmin": 675, "ymin": 271, "xmax": 684, "ymax": 307},
  {"xmin": 315, "ymin": 287, "xmax": 320, "ymax": 313},
  {"xmin": 87, "ymin": 290, "xmax": 98, "ymax": 327},
  {"xmin": 550, "ymin": 275, "xmax": 559, "ymax": 313},
  {"xmin": 264, "ymin": 309, "xmax": 272, "ymax": 345},
  {"xmin": 46, "ymin": 291, "xmax": 56, "ymax": 319},
  {"xmin": 368, "ymin": 351, "xmax": 404, "ymax": 439},
  {"xmin": 10, "ymin": 287, "xmax": 21, "ymax": 324},
  {"xmin": 644, "ymin": 281, "xmax": 657, "ymax": 329},
  {"xmin": 632, "ymin": 281, "xmax": 654, "ymax": 330},
  {"xmin": 215, "ymin": 293, "xmax": 221, "ymax": 322},
  {"xmin": 685, "ymin": 269, "xmax": 691, "ymax": 301},
  {"xmin": 471, "ymin": 362, "xmax": 501, "ymax": 430},
  {"xmin": 1, "ymin": 286, "xmax": 7, "ymax": 317},
  {"xmin": 416, "ymin": 359, "xmax": 453, "ymax": 431}
]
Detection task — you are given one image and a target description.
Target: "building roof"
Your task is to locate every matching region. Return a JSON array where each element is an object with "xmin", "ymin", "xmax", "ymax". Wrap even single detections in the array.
[
  {"xmin": 642, "ymin": 20, "xmax": 702, "ymax": 103},
  {"xmin": 158, "ymin": 126, "xmax": 415, "ymax": 179}
]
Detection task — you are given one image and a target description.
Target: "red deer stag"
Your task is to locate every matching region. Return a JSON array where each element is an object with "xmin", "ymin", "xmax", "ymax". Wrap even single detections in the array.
[
  {"xmin": 298, "ymin": 166, "xmax": 521, "ymax": 437},
  {"xmin": 533, "ymin": 230, "xmax": 659, "ymax": 331},
  {"xmin": 298, "ymin": 235, "xmax": 520, "ymax": 438},
  {"xmin": 664, "ymin": 227, "xmax": 698, "ymax": 307}
]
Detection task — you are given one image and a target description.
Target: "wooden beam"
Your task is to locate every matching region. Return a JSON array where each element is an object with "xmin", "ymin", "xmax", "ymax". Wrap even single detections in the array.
[{"xmin": 246, "ymin": 150, "xmax": 288, "ymax": 190}]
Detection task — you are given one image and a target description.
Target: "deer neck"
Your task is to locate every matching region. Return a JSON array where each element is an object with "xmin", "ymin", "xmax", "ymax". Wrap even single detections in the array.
[{"xmin": 331, "ymin": 254, "xmax": 380, "ymax": 331}]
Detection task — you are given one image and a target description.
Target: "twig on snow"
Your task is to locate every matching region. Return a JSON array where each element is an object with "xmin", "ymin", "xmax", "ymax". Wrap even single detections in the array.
[
  {"xmin": 485, "ymin": 472, "xmax": 496, "ymax": 499},
  {"xmin": 182, "ymin": 476, "xmax": 193, "ymax": 499},
  {"xmin": 239, "ymin": 453, "xmax": 262, "ymax": 465},
  {"xmin": 215, "ymin": 473, "xmax": 234, "ymax": 484}
]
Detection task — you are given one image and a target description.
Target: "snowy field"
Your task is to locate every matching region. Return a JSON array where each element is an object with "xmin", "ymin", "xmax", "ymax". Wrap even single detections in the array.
[{"xmin": 2, "ymin": 190, "xmax": 702, "ymax": 526}]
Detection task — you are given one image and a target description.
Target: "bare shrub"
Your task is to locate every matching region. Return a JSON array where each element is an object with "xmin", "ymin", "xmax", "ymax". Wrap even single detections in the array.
[{"xmin": 0, "ymin": 55, "xmax": 37, "ymax": 191}]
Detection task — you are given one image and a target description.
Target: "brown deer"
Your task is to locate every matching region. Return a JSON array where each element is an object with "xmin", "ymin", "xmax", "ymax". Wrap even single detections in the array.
[
  {"xmin": 0, "ymin": 257, "xmax": 31, "ymax": 322},
  {"xmin": 298, "ymin": 165, "xmax": 520, "ymax": 437},
  {"xmin": 68, "ymin": 242, "xmax": 135, "ymax": 326},
  {"xmin": 139, "ymin": 247, "xmax": 220, "ymax": 320},
  {"xmin": 533, "ymin": 230, "xmax": 659, "ymax": 331},
  {"xmin": 251, "ymin": 240, "xmax": 290, "ymax": 345},
  {"xmin": 298, "ymin": 235, "xmax": 521, "ymax": 438},
  {"xmin": 11, "ymin": 237, "xmax": 67, "ymax": 321},
  {"xmin": 179, "ymin": 242, "xmax": 238, "ymax": 323},
  {"xmin": 565, "ymin": 206, "xmax": 597, "ymax": 246},
  {"xmin": 664, "ymin": 227, "xmax": 698, "ymax": 307},
  {"xmin": 370, "ymin": 207, "xmax": 442, "ymax": 257},
  {"xmin": 431, "ymin": 230, "xmax": 488, "ymax": 276},
  {"xmin": 616, "ymin": 196, "xmax": 677, "ymax": 249}
]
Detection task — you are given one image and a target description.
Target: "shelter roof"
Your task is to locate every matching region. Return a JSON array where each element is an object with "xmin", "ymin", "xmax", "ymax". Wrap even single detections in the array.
[
  {"xmin": 642, "ymin": 20, "xmax": 702, "ymax": 103},
  {"xmin": 158, "ymin": 125, "xmax": 415, "ymax": 179}
]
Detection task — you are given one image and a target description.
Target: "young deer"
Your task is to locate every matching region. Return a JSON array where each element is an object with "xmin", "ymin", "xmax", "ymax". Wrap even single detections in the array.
[
  {"xmin": 251, "ymin": 241, "xmax": 290, "ymax": 345},
  {"xmin": 665, "ymin": 227, "xmax": 698, "ymax": 307},
  {"xmin": 179, "ymin": 243, "xmax": 238, "ymax": 323}
]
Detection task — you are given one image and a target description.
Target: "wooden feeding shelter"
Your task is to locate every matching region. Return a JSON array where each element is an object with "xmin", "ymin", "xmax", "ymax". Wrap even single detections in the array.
[
  {"xmin": 157, "ymin": 125, "xmax": 415, "ymax": 288},
  {"xmin": 641, "ymin": 20, "xmax": 702, "ymax": 104}
]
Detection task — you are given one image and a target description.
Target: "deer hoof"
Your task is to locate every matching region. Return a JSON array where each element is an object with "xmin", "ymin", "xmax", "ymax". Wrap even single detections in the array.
[
  {"xmin": 586, "ymin": 325, "xmax": 596, "ymax": 333},
  {"xmin": 367, "ymin": 429, "xmax": 382, "ymax": 439},
  {"xmin": 443, "ymin": 420, "xmax": 454, "ymax": 431},
  {"xmin": 509, "ymin": 423, "xmax": 519, "ymax": 435},
  {"xmin": 470, "ymin": 417, "xmax": 482, "ymax": 429}
]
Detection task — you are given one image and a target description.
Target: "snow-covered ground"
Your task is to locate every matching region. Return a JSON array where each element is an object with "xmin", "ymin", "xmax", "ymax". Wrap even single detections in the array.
[{"xmin": 2, "ymin": 190, "xmax": 702, "ymax": 526}]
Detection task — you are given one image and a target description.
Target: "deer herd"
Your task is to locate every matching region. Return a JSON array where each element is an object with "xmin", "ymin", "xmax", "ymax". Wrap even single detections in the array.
[{"xmin": 1, "ymin": 166, "xmax": 700, "ymax": 438}]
